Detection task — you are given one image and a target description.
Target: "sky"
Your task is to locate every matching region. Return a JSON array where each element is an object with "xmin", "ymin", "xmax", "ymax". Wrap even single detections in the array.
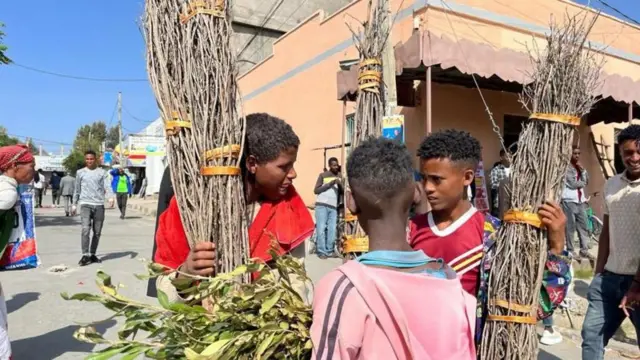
[{"xmin": 0, "ymin": 0, "xmax": 638, "ymax": 154}]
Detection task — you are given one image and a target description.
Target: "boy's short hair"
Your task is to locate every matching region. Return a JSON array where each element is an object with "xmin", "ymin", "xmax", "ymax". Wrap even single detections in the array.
[
  {"xmin": 617, "ymin": 125, "xmax": 640, "ymax": 144},
  {"xmin": 245, "ymin": 113, "xmax": 300, "ymax": 164},
  {"xmin": 347, "ymin": 138, "xmax": 413, "ymax": 200},
  {"xmin": 328, "ymin": 157, "xmax": 338, "ymax": 164},
  {"xmin": 84, "ymin": 150, "xmax": 97, "ymax": 157},
  {"xmin": 417, "ymin": 129, "xmax": 482, "ymax": 168}
]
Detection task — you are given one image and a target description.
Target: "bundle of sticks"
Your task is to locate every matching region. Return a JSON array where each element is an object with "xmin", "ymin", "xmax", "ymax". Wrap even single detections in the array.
[
  {"xmin": 480, "ymin": 13, "xmax": 602, "ymax": 359},
  {"xmin": 144, "ymin": 0, "xmax": 249, "ymax": 278},
  {"xmin": 342, "ymin": 0, "xmax": 390, "ymax": 255}
]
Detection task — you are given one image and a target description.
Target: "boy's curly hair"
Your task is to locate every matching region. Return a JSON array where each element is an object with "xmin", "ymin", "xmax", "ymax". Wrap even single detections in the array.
[
  {"xmin": 417, "ymin": 129, "xmax": 482, "ymax": 167},
  {"xmin": 245, "ymin": 113, "xmax": 300, "ymax": 163},
  {"xmin": 347, "ymin": 137, "xmax": 413, "ymax": 199},
  {"xmin": 617, "ymin": 124, "xmax": 640, "ymax": 145}
]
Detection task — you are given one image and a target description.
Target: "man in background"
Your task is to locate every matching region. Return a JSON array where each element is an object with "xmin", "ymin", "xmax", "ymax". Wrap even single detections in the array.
[
  {"xmin": 60, "ymin": 171, "xmax": 75, "ymax": 217},
  {"xmin": 561, "ymin": 145, "xmax": 593, "ymax": 261},
  {"xmin": 73, "ymin": 150, "xmax": 110, "ymax": 266},
  {"xmin": 109, "ymin": 166, "xmax": 132, "ymax": 219},
  {"xmin": 313, "ymin": 157, "xmax": 342, "ymax": 259},
  {"xmin": 49, "ymin": 171, "xmax": 62, "ymax": 207},
  {"xmin": 33, "ymin": 169, "xmax": 45, "ymax": 208},
  {"xmin": 489, "ymin": 150, "xmax": 510, "ymax": 217}
]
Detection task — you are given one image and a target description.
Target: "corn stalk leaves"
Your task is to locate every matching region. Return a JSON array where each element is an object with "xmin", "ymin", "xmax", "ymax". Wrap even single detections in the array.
[{"xmin": 63, "ymin": 255, "xmax": 312, "ymax": 359}]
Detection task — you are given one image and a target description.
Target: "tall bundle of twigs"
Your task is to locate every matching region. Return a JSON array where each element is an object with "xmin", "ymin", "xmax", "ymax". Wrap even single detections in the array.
[
  {"xmin": 341, "ymin": 0, "xmax": 390, "ymax": 254},
  {"xmin": 480, "ymin": 14, "xmax": 601, "ymax": 360},
  {"xmin": 144, "ymin": 0, "xmax": 248, "ymax": 277},
  {"xmin": 348, "ymin": 0, "xmax": 389, "ymax": 147}
]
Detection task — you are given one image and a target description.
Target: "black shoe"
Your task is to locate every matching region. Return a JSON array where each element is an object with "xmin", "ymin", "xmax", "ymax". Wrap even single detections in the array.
[
  {"xmin": 120, "ymin": 215, "xmax": 125, "ymax": 219},
  {"xmin": 90, "ymin": 255, "xmax": 102, "ymax": 264},
  {"xmin": 65, "ymin": 213, "xmax": 69, "ymax": 217},
  {"xmin": 79, "ymin": 256, "xmax": 91, "ymax": 266}
]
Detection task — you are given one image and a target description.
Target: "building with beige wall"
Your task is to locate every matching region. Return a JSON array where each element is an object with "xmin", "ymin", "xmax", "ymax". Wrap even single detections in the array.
[{"xmin": 239, "ymin": 0, "xmax": 640, "ymax": 217}]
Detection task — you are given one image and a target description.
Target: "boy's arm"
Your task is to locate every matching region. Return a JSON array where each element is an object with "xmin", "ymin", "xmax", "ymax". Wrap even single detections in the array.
[
  {"xmin": 311, "ymin": 273, "xmax": 363, "ymax": 360},
  {"xmin": 73, "ymin": 172, "xmax": 81, "ymax": 204},
  {"xmin": 594, "ymin": 215, "xmax": 610, "ymax": 274},
  {"xmin": 314, "ymin": 174, "xmax": 334, "ymax": 195},
  {"xmin": 565, "ymin": 168, "xmax": 587, "ymax": 189}
]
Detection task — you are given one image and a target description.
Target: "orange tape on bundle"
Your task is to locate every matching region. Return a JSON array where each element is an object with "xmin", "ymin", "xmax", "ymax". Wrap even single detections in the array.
[
  {"xmin": 486, "ymin": 315, "xmax": 537, "ymax": 325},
  {"xmin": 343, "ymin": 235, "xmax": 369, "ymax": 253},
  {"xmin": 165, "ymin": 111, "xmax": 192, "ymax": 136},
  {"xmin": 180, "ymin": 0, "xmax": 225, "ymax": 24},
  {"xmin": 360, "ymin": 58, "xmax": 382, "ymax": 68},
  {"xmin": 529, "ymin": 113, "xmax": 581, "ymax": 126},
  {"xmin": 200, "ymin": 166, "xmax": 241, "ymax": 176},
  {"xmin": 487, "ymin": 299, "xmax": 537, "ymax": 324},
  {"xmin": 204, "ymin": 144, "xmax": 241, "ymax": 160},
  {"xmin": 503, "ymin": 209, "xmax": 542, "ymax": 228}
]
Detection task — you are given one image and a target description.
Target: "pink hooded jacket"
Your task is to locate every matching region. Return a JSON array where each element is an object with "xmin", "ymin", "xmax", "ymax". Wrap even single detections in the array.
[{"xmin": 311, "ymin": 261, "xmax": 476, "ymax": 360}]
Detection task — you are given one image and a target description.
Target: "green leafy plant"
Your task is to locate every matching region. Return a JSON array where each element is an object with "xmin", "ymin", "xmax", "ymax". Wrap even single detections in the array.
[
  {"xmin": 62, "ymin": 253, "xmax": 313, "ymax": 359},
  {"xmin": 0, "ymin": 22, "xmax": 10, "ymax": 65}
]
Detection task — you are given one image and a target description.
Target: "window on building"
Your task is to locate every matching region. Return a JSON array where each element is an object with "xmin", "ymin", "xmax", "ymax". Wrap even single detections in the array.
[
  {"xmin": 503, "ymin": 115, "xmax": 527, "ymax": 151},
  {"xmin": 346, "ymin": 113, "xmax": 355, "ymax": 157},
  {"xmin": 614, "ymin": 128, "xmax": 624, "ymax": 174}
]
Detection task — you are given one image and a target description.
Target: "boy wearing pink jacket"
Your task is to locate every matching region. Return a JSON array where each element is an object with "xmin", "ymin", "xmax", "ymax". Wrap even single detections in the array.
[{"xmin": 311, "ymin": 138, "xmax": 476, "ymax": 360}]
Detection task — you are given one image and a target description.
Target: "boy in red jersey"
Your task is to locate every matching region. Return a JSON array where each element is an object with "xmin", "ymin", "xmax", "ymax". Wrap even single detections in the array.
[{"xmin": 409, "ymin": 129, "xmax": 572, "ymax": 347}]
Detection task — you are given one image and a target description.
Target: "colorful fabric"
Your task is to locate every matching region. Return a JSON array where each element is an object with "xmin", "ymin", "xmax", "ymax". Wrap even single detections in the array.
[
  {"xmin": 409, "ymin": 207, "xmax": 485, "ymax": 295},
  {"xmin": 109, "ymin": 169, "xmax": 132, "ymax": 195},
  {"xmin": 154, "ymin": 186, "xmax": 314, "ymax": 270},
  {"xmin": 474, "ymin": 213, "xmax": 571, "ymax": 346},
  {"xmin": 0, "ymin": 145, "xmax": 33, "ymax": 172},
  {"xmin": 311, "ymin": 261, "xmax": 476, "ymax": 360}
]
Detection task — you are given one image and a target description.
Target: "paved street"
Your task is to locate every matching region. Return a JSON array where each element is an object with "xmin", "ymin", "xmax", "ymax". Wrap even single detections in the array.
[{"xmin": 0, "ymin": 197, "xmax": 625, "ymax": 359}]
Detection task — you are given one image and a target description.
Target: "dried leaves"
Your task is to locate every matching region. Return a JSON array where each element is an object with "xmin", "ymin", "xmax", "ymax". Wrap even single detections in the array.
[{"xmin": 62, "ymin": 254, "xmax": 313, "ymax": 360}]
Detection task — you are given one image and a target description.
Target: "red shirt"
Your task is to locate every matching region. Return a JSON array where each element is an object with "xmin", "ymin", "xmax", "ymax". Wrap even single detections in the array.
[{"xmin": 409, "ymin": 207, "xmax": 484, "ymax": 295}]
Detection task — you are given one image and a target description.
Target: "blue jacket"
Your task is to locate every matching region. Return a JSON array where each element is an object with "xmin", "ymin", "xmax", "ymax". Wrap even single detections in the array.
[{"xmin": 109, "ymin": 169, "xmax": 132, "ymax": 195}]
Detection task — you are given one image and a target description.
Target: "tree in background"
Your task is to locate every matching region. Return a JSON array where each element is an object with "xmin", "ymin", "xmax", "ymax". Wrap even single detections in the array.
[
  {"xmin": 0, "ymin": 126, "xmax": 38, "ymax": 153},
  {"xmin": 0, "ymin": 22, "xmax": 10, "ymax": 65},
  {"xmin": 63, "ymin": 121, "xmax": 109, "ymax": 175},
  {"xmin": 106, "ymin": 125, "xmax": 120, "ymax": 150}
]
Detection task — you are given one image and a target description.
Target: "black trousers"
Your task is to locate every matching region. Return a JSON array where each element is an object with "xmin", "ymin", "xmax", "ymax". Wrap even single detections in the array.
[{"xmin": 116, "ymin": 193, "xmax": 128, "ymax": 217}]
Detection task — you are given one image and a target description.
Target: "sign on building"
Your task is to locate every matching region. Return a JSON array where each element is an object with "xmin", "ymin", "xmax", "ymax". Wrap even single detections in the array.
[
  {"xmin": 34, "ymin": 155, "xmax": 66, "ymax": 172},
  {"xmin": 382, "ymin": 115, "xmax": 405, "ymax": 143}
]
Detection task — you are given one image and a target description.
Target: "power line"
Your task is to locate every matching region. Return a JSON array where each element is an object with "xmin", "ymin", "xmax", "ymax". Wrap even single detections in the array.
[
  {"xmin": 122, "ymin": 104, "xmax": 156, "ymax": 124},
  {"xmin": 10, "ymin": 62, "xmax": 148, "ymax": 83},
  {"xmin": 595, "ymin": 0, "xmax": 640, "ymax": 27},
  {"xmin": 237, "ymin": 0, "xmax": 286, "ymax": 58},
  {"xmin": 6, "ymin": 133, "xmax": 72, "ymax": 146},
  {"xmin": 107, "ymin": 98, "xmax": 119, "ymax": 127},
  {"xmin": 241, "ymin": 0, "xmax": 310, "ymax": 64}
]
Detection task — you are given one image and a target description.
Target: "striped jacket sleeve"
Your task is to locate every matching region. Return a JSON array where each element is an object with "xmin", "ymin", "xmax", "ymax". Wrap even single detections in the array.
[{"xmin": 311, "ymin": 271, "xmax": 365, "ymax": 360}]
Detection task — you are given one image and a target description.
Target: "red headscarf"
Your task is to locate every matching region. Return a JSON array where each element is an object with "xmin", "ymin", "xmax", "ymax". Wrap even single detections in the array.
[
  {"xmin": 0, "ymin": 145, "xmax": 34, "ymax": 172},
  {"xmin": 154, "ymin": 186, "xmax": 314, "ymax": 271}
]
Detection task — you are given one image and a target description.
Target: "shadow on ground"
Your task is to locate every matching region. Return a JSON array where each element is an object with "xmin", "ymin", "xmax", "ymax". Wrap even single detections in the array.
[
  {"xmin": 100, "ymin": 251, "xmax": 138, "ymax": 262},
  {"xmin": 11, "ymin": 320, "xmax": 116, "ymax": 359},
  {"xmin": 35, "ymin": 215, "xmax": 80, "ymax": 228},
  {"xmin": 573, "ymin": 279, "xmax": 589, "ymax": 299},
  {"xmin": 538, "ymin": 349, "xmax": 563, "ymax": 360},
  {"xmin": 6, "ymin": 292, "xmax": 40, "ymax": 314}
]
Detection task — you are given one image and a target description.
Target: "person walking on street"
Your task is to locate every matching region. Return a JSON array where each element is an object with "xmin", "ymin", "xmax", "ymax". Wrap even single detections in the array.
[
  {"xmin": 73, "ymin": 150, "xmax": 110, "ymax": 267},
  {"xmin": 561, "ymin": 145, "xmax": 593, "ymax": 261},
  {"xmin": 109, "ymin": 167, "xmax": 132, "ymax": 219},
  {"xmin": 49, "ymin": 171, "xmax": 62, "ymax": 207},
  {"xmin": 60, "ymin": 171, "xmax": 76, "ymax": 217},
  {"xmin": 313, "ymin": 157, "xmax": 342, "ymax": 259},
  {"xmin": 489, "ymin": 150, "xmax": 510, "ymax": 217},
  {"xmin": 0, "ymin": 144, "xmax": 35, "ymax": 360},
  {"xmin": 33, "ymin": 169, "xmax": 44, "ymax": 208},
  {"xmin": 582, "ymin": 125, "xmax": 640, "ymax": 359}
]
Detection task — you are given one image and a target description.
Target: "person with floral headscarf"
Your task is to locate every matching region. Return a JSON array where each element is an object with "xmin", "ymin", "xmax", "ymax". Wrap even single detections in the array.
[{"xmin": 0, "ymin": 143, "xmax": 35, "ymax": 359}]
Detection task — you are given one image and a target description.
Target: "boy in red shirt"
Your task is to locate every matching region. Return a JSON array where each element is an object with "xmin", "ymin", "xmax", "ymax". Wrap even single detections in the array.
[{"xmin": 409, "ymin": 129, "xmax": 572, "ymax": 347}]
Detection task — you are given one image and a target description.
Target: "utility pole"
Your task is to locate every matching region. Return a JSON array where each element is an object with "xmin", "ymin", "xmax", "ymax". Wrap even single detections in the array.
[
  {"xmin": 118, "ymin": 91, "xmax": 124, "ymax": 165},
  {"xmin": 381, "ymin": 0, "xmax": 397, "ymax": 116}
]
